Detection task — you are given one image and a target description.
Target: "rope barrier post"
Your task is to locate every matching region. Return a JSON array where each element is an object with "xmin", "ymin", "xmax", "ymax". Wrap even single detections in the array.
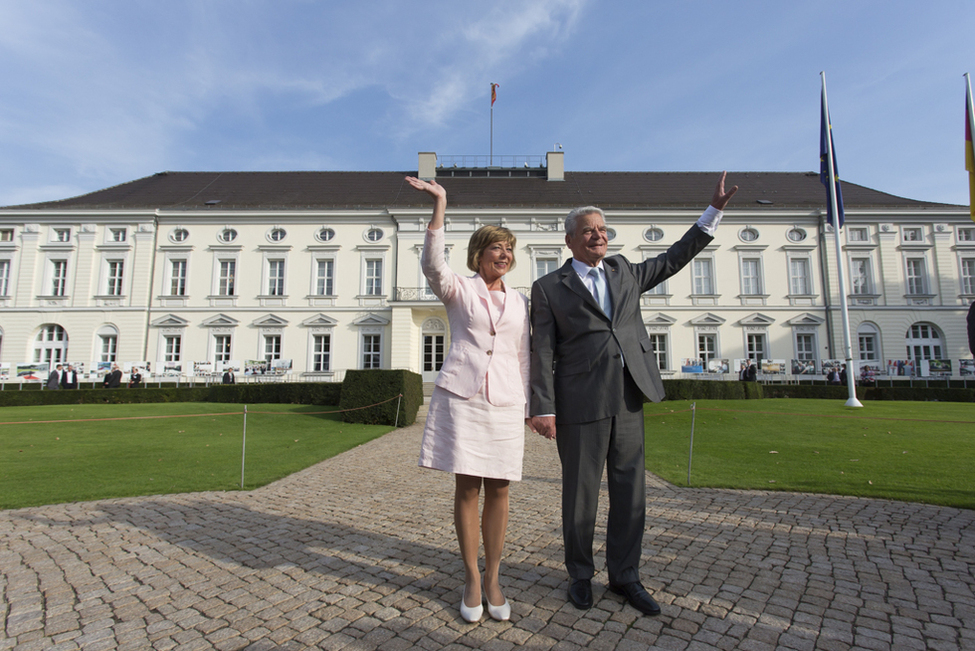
[
  {"xmin": 687, "ymin": 401, "xmax": 697, "ymax": 486},
  {"xmin": 394, "ymin": 394, "xmax": 402, "ymax": 428},
  {"xmin": 240, "ymin": 405, "xmax": 247, "ymax": 489}
]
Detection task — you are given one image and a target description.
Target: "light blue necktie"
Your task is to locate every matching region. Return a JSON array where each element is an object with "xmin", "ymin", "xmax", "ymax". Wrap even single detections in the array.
[{"xmin": 588, "ymin": 267, "xmax": 611, "ymax": 317}]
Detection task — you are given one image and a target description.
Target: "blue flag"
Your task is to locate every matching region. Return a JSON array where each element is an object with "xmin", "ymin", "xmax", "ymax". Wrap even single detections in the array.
[{"xmin": 820, "ymin": 90, "xmax": 845, "ymax": 229}]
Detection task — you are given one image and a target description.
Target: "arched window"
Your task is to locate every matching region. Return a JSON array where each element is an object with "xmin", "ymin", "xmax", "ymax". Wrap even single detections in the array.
[
  {"xmin": 421, "ymin": 317, "xmax": 446, "ymax": 381},
  {"xmin": 857, "ymin": 322, "xmax": 880, "ymax": 361},
  {"xmin": 905, "ymin": 323, "xmax": 943, "ymax": 360},
  {"xmin": 96, "ymin": 324, "xmax": 120, "ymax": 363},
  {"xmin": 33, "ymin": 324, "xmax": 68, "ymax": 365}
]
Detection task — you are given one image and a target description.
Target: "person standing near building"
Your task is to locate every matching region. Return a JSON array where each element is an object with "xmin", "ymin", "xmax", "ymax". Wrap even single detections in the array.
[
  {"xmin": 46, "ymin": 364, "xmax": 63, "ymax": 389},
  {"xmin": 405, "ymin": 175, "xmax": 531, "ymax": 624},
  {"xmin": 529, "ymin": 173, "xmax": 737, "ymax": 616},
  {"xmin": 103, "ymin": 364, "xmax": 122, "ymax": 388},
  {"xmin": 61, "ymin": 364, "xmax": 78, "ymax": 389}
]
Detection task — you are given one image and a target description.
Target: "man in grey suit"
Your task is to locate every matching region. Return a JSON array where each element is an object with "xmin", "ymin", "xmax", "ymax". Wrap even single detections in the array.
[
  {"xmin": 46, "ymin": 364, "xmax": 63, "ymax": 390},
  {"xmin": 530, "ymin": 173, "xmax": 737, "ymax": 616}
]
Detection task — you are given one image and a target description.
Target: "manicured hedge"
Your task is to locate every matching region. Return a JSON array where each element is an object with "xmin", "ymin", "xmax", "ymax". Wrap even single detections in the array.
[
  {"xmin": 661, "ymin": 379, "xmax": 764, "ymax": 400},
  {"xmin": 0, "ymin": 382, "xmax": 343, "ymax": 408},
  {"xmin": 340, "ymin": 369, "xmax": 423, "ymax": 426},
  {"xmin": 661, "ymin": 380, "xmax": 974, "ymax": 402}
]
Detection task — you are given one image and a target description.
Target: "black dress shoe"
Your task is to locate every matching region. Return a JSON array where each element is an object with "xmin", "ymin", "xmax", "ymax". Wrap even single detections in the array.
[
  {"xmin": 608, "ymin": 582, "xmax": 661, "ymax": 616},
  {"xmin": 568, "ymin": 579, "xmax": 593, "ymax": 609}
]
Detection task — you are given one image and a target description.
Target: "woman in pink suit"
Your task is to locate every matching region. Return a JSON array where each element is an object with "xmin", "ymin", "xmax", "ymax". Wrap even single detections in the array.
[{"xmin": 406, "ymin": 176, "xmax": 531, "ymax": 623}]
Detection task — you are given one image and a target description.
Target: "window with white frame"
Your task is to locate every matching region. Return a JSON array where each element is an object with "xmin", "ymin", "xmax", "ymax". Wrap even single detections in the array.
[
  {"xmin": 106, "ymin": 260, "xmax": 124, "ymax": 296},
  {"xmin": 848, "ymin": 227, "xmax": 868, "ymax": 242},
  {"xmin": 961, "ymin": 258, "xmax": 975, "ymax": 294},
  {"xmin": 423, "ymin": 333, "xmax": 444, "ymax": 372},
  {"xmin": 109, "ymin": 228, "xmax": 126, "ymax": 242},
  {"xmin": 905, "ymin": 258, "xmax": 926, "ymax": 295},
  {"xmin": 648, "ymin": 333, "xmax": 668, "ymax": 370},
  {"xmin": 214, "ymin": 335, "xmax": 232, "ymax": 365},
  {"xmin": 646, "ymin": 278, "xmax": 668, "ymax": 295},
  {"xmin": 739, "ymin": 227, "xmax": 759, "ymax": 242},
  {"xmin": 268, "ymin": 259, "xmax": 285, "ymax": 296},
  {"xmin": 692, "ymin": 258, "xmax": 714, "ymax": 295},
  {"xmin": 644, "ymin": 227, "xmax": 664, "ymax": 242},
  {"xmin": 906, "ymin": 323, "xmax": 942, "ymax": 360},
  {"xmin": 796, "ymin": 333, "xmax": 816, "ymax": 361},
  {"xmin": 789, "ymin": 258, "xmax": 811, "ymax": 295},
  {"xmin": 316, "ymin": 259, "xmax": 334, "ymax": 295},
  {"xmin": 365, "ymin": 259, "xmax": 383, "ymax": 295},
  {"xmin": 697, "ymin": 333, "xmax": 717, "ymax": 366},
  {"xmin": 959, "ymin": 227, "xmax": 975, "ymax": 242},
  {"xmin": 53, "ymin": 228, "xmax": 70, "ymax": 243},
  {"xmin": 164, "ymin": 335, "xmax": 182, "ymax": 362},
  {"xmin": 786, "ymin": 228, "xmax": 807, "ymax": 243},
  {"xmin": 857, "ymin": 324, "xmax": 879, "ymax": 361},
  {"xmin": 34, "ymin": 325, "xmax": 68, "ymax": 365},
  {"xmin": 740, "ymin": 258, "xmax": 762, "ymax": 295},
  {"xmin": 0, "ymin": 259, "xmax": 9, "ymax": 296},
  {"xmin": 51, "ymin": 260, "xmax": 68, "ymax": 296},
  {"xmin": 170, "ymin": 259, "xmax": 187, "ymax": 296},
  {"xmin": 850, "ymin": 257, "xmax": 872, "ymax": 294},
  {"xmin": 218, "ymin": 260, "xmax": 236, "ymax": 295},
  {"xmin": 746, "ymin": 333, "xmax": 766, "ymax": 360},
  {"xmin": 263, "ymin": 334, "xmax": 282, "ymax": 364},
  {"xmin": 0, "ymin": 228, "xmax": 13, "ymax": 242},
  {"xmin": 312, "ymin": 334, "xmax": 330, "ymax": 372},
  {"xmin": 535, "ymin": 257, "xmax": 559, "ymax": 281},
  {"xmin": 902, "ymin": 227, "xmax": 923, "ymax": 243},
  {"xmin": 100, "ymin": 334, "xmax": 117, "ymax": 363},
  {"xmin": 362, "ymin": 333, "xmax": 382, "ymax": 369}
]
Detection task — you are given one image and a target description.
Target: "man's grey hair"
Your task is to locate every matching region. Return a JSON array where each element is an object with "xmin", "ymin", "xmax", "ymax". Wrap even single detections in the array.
[{"xmin": 564, "ymin": 206, "xmax": 606, "ymax": 237}]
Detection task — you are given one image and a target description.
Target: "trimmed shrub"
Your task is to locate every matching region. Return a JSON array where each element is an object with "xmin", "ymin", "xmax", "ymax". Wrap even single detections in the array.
[
  {"xmin": 340, "ymin": 369, "xmax": 422, "ymax": 426},
  {"xmin": 662, "ymin": 379, "xmax": 764, "ymax": 401},
  {"xmin": 0, "ymin": 382, "xmax": 344, "ymax": 408}
]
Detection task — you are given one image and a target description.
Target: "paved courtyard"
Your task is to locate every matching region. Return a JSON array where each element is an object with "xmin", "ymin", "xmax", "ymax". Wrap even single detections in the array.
[{"xmin": 1, "ymin": 416, "xmax": 974, "ymax": 650}]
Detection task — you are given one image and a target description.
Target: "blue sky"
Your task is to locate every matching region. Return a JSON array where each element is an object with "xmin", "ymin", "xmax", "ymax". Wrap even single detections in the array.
[{"xmin": 2, "ymin": 0, "xmax": 973, "ymax": 207}]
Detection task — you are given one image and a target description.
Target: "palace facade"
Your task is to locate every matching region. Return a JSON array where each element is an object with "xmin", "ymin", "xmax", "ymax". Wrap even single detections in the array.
[{"xmin": 1, "ymin": 151, "xmax": 972, "ymax": 382}]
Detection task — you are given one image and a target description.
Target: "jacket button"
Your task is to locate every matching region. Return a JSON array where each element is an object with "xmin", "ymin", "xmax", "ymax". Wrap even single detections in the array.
[
  {"xmin": 486, "ymin": 350, "xmax": 493, "ymax": 356},
  {"xmin": 490, "ymin": 330, "xmax": 496, "ymax": 336}
]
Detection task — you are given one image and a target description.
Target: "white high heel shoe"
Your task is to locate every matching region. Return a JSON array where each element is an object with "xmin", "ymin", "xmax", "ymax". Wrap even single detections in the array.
[
  {"xmin": 459, "ymin": 587, "xmax": 483, "ymax": 623},
  {"xmin": 486, "ymin": 596, "xmax": 511, "ymax": 621}
]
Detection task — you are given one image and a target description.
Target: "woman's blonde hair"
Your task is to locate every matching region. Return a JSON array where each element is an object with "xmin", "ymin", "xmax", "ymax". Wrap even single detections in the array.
[{"xmin": 467, "ymin": 225, "xmax": 517, "ymax": 273}]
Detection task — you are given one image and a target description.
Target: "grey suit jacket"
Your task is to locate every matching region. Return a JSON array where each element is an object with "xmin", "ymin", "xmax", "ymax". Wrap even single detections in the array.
[{"xmin": 530, "ymin": 224, "xmax": 713, "ymax": 424}]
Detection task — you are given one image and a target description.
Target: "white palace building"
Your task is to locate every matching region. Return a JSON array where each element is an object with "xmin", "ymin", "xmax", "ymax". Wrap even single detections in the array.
[{"xmin": 1, "ymin": 151, "xmax": 973, "ymax": 384}]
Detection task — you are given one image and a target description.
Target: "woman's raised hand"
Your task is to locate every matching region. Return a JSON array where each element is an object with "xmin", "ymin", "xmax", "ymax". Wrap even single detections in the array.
[
  {"xmin": 406, "ymin": 176, "xmax": 447, "ymax": 230},
  {"xmin": 405, "ymin": 176, "xmax": 446, "ymax": 201}
]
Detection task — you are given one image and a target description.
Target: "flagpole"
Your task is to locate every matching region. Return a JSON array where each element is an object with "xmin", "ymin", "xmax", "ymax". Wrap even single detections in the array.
[
  {"xmin": 489, "ymin": 82, "xmax": 497, "ymax": 166},
  {"xmin": 821, "ymin": 71, "xmax": 862, "ymax": 408},
  {"xmin": 964, "ymin": 73, "xmax": 975, "ymax": 222}
]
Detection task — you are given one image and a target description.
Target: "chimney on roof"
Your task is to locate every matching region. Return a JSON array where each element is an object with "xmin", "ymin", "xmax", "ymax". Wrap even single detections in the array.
[
  {"xmin": 546, "ymin": 150, "xmax": 564, "ymax": 181},
  {"xmin": 418, "ymin": 152, "xmax": 437, "ymax": 180}
]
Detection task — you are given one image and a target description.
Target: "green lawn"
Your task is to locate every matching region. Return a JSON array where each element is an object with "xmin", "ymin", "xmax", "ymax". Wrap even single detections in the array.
[
  {"xmin": 3, "ymin": 400, "xmax": 974, "ymax": 511},
  {"xmin": 645, "ymin": 399, "xmax": 975, "ymax": 509},
  {"xmin": 0, "ymin": 403, "xmax": 392, "ymax": 509}
]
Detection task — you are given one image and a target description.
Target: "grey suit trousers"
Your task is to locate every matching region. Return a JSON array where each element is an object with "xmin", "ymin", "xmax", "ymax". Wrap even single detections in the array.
[{"xmin": 555, "ymin": 368, "xmax": 645, "ymax": 585}]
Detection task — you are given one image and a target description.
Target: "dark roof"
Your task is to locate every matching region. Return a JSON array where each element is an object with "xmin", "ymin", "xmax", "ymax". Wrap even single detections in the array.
[{"xmin": 2, "ymin": 170, "xmax": 959, "ymax": 211}]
